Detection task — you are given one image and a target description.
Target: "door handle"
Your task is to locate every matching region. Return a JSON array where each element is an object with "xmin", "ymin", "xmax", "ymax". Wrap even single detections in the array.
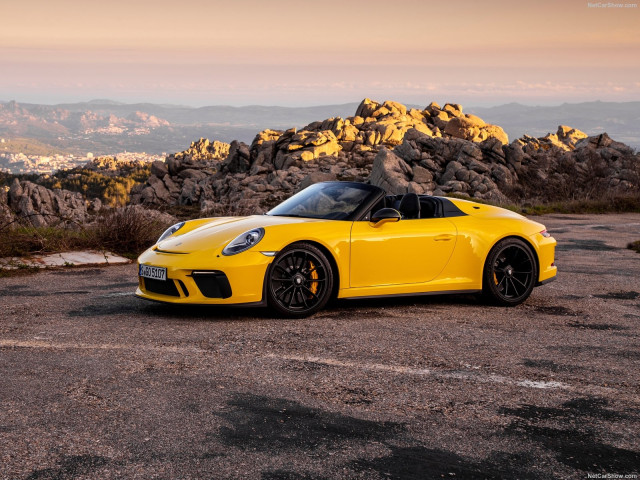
[{"xmin": 434, "ymin": 234, "xmax": 454, "ymax": 241}]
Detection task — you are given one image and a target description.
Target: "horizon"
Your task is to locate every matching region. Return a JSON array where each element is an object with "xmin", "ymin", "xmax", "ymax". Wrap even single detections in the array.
[
  {"xmin": 2, "ymin": 97, "xmax": 640, "ymax": 111},
  {"xmin": 2, "ymin": 0, "xmax": 639, "ymax": 106}
]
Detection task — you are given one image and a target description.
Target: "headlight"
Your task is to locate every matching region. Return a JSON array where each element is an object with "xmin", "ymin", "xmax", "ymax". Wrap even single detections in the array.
[
  {"xmin": 157, "ymin": 221, "xmax": 185, "ymax": 243},
  {"xmin": 222, "ymin": 228, "xmax": 264, "ymax": 256}
]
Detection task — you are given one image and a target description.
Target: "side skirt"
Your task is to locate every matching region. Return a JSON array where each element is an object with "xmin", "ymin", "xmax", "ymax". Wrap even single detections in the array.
[{"xmin": 342, "ymin": 289, "xmax": 482, "ymax": 301}]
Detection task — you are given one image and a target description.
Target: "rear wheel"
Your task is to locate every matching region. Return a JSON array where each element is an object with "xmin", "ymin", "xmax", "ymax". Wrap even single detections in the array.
[
  {"xmin": 483, "ymin": 238, "xmax": 537, "ymax": 306},
  {"xmin": 267, "ymin": 243, "xmax": 334, "ymax": 317}
]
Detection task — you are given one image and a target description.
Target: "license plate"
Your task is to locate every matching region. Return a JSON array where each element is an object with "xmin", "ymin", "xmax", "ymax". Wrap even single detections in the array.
[{"xmin": 139, "ymin": 264, "xmax": 167, "ymax": 281}]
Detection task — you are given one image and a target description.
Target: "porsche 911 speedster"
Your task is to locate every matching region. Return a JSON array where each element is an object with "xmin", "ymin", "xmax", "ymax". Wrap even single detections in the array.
[{"xmin": 136, "ymin": 181, "xmax": 557, "ymax": 317}]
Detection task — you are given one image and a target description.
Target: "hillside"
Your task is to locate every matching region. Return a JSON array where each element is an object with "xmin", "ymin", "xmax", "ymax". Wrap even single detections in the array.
[{"xmin": 0, "ymin": 137, "xmax": 70, "ymax": 156}]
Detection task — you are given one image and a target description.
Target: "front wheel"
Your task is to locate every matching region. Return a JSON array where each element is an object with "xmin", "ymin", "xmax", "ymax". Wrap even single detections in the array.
[
  {"xmin": 267, "ymin": 243, "xmax": 334, "ymax": 317},
  {"xmin": 483, "ymin": 238, "xmax": 537, "ymax": 306}
]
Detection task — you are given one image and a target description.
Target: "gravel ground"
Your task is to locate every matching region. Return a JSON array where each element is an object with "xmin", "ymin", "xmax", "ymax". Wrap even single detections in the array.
[{"xmin": 1, "ymin": 213, "xmax": 639, "ymax": 480}]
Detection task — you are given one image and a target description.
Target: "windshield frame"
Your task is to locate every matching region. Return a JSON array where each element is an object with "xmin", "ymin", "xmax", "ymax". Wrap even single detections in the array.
[{"xmin": 266, "ymin": 181, "xmax": 385, "ymax": 221}]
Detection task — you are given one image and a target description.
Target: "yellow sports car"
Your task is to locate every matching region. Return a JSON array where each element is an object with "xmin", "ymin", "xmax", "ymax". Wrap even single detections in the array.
[{"xmin": 136, "ymin": 181, "xmax": 557, "ymax": 317}]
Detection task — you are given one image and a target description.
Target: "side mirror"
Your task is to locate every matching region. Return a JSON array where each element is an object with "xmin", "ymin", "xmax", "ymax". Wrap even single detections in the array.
[{"xmin": 370, "ymin": 208, "xmax": 401, "ymax": 226}]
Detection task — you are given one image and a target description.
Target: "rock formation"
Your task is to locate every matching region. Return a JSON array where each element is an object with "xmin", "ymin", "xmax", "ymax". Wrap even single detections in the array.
[
  {"xmin": 130, "ymin": 138, "xmax": 229, "ymax": 206},
  {"xmin": 0, "ymin": 187, "xmax": 14, "ymax": 229},
  {"xmin": 132, "ymin": 99, "xmax": 513, "ymax": 211},
  {"xmin": 127, "ymin": 98, "xmax": 639, "ymax": 213},
  {"xmin": 7, "ymin": 179, "xmax": 89, "ymax": 227}
]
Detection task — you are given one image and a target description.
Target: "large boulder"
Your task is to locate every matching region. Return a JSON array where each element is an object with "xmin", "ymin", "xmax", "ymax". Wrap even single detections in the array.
[
  {"xmin": 0, "ymin": 187, "xmax": 15, "ymax": 229},
  {"xmin": 370, "ymin": 148, "xmax": 413, "ymax": 194},
  {"xmin": 222, "ymin": 141, "xmax": 251, "ymax": 173},
  {"xmin": 7, "ymin": 179, "xmax": 88, "ymax": 227},
  {"xmin": 444, "ymin": 114, "xmax": 509, "ymax": 144}
]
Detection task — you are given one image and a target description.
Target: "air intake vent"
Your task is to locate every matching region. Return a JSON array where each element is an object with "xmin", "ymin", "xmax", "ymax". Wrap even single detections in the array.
[
  {"xmin": 143, "ymin": 278, "xmax": 180, "ymax": 297},
  {"xmin": 191, "ymin": 271, "xmax": 232, "ymax": 299}
]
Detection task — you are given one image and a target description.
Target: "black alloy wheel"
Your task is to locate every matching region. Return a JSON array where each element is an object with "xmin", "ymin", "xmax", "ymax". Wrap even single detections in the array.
[
  {"xmin": 267, "ymin": 243, "xmax": 334, "ymax": 317},
  {"xmin": 483, "ymin": 238, "xmax": 537, "ymax": 306}
]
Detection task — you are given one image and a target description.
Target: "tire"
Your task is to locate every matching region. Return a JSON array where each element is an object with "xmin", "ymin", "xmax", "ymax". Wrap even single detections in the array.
[
  {"xmin": 267, "ymin": 243, "xmax": 334, "ymax": 317},
  {"xmin": 483, "ymin": 238, "xmax": 537, "ymax": 306}
]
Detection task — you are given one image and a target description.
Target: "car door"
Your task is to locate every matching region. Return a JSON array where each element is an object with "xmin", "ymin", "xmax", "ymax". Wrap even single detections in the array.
[{"xmin": 349, "ymin": 217, "xmax": 457, "ymax": 287}]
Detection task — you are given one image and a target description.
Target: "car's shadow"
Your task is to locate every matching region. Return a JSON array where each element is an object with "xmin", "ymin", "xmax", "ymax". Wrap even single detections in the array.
[{"xmin": 126, "ymin": 292, "xmax": 483, "ymax": 323}]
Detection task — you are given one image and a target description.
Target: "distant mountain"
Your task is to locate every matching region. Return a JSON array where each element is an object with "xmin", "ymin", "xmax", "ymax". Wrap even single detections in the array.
[
  {"xmin": 1, "ymin": 99, "xmax": 638, "ymax": 155},
  {"xmin": 86, "ymin": 99, "xmax": 126, "ymax": 106},
  {"xmin": 0, "ymin": 100, "xmax": 367, "ymax": 155},
  {"xmin": 48, "ymin": 101, "xmax": 366, "ymax": 128},
  {"xmin": 468, "ymin": 101, "xmax": 640, "ymax": 149}
]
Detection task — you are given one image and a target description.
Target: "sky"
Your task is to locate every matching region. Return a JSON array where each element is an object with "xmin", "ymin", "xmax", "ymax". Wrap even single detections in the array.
[{"xmin": 1, "ymin": 0, "xmax": 639, "ymax": 107}]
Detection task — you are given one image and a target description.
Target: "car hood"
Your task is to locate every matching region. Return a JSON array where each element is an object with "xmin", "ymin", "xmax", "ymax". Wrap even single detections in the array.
[{"xmin": 155, "ymin": 215, "xmax": 325, "ymax": 254}]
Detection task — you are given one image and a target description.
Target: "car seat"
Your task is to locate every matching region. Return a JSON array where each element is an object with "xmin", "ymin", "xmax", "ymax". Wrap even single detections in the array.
[{"xmin": 398, "ymin": 193, "xmax": 421, "ymax": 219}]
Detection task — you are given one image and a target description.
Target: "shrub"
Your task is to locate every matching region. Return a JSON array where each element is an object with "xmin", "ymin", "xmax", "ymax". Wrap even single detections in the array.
[
  {"xmin": 0, "ymin": 226, "xmax": 96, "ymax": 258},
  {"xmin": 93, "ymin": 206, "xmax": 176, "ymax": 257}
]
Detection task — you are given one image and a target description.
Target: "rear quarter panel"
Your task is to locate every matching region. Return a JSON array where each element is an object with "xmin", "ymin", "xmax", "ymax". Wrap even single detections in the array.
[{"xmin": 441, "ymin": 199, "xmax": 554, "ymax": 287}]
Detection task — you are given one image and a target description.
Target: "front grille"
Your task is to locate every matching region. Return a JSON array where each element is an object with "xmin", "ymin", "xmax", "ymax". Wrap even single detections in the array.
[
  {"xmin": 143, "ymin": 277, "xmax": 180, "ymax": 297},
  {"xmin": 191, "ymin": 271, "xmax": 232, "ymax": 299}
]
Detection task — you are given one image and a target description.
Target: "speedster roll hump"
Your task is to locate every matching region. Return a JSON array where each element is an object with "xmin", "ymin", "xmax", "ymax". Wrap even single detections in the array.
[{"xmin": 136, "ymin": 181, "xmax": 557, "ymax": 317}]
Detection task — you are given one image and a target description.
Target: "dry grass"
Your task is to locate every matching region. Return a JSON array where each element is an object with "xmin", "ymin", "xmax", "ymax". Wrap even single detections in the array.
[
  {"xmin": 0, "ymin": 226, "xmax": 97, "ymax": 258},
  {"xmin": 446, "ymin": 193, "xmax": 640, "ymax": 216},
  {"xmin": 519, "ymin": 194, "xmax": 640, "ymax": 215},
  {"xmin": 0, "ymin": 207, "xmax": 174, "ymax": 261},
  {"xmin": 93, "ymin": 207, "xmax": 173, "ymax": 257}
]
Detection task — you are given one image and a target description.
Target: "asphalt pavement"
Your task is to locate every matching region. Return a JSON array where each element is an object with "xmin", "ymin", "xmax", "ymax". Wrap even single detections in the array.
[{"xmin": 1, "ymin": 214, "xmax": 639, "ymax": 479}]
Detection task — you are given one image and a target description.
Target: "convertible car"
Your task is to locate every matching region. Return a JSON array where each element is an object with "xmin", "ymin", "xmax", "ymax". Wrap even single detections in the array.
[{"xmin": 136, "ymin": 181, "xmax": 556, "ymax": 317}]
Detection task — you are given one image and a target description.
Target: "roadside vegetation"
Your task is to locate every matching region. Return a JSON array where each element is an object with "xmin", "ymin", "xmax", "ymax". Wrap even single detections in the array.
[
  {"xmin": 446, "ymin": 193, "xmax": 640, "ymax": 215},
  {"xmin": 0, "ymin": 207, "xmax": 173, "ymax": 262},
  {"xmin": 1, "ymin": 160, "xmax": 151, "ymax": 207},
  {"xmin": 628, "ymin": 241, "xmax": 640, "ymax": 254}
]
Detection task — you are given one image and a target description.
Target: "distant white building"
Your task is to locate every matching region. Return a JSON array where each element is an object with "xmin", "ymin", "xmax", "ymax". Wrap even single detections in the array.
[{"xmin": 86, "ymin": 152, "xmax": 94, "ymax": 158}]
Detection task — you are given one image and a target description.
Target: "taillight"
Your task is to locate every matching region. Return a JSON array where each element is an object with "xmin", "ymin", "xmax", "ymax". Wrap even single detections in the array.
[{"xmin": 540, "ymin": 229, "xmax": 550, "ymax": 238}]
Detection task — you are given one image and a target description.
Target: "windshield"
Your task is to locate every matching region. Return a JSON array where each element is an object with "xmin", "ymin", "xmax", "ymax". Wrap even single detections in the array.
[{"xmin": 267, "ymin": 182, "xmax": 381, "ymax": 220}]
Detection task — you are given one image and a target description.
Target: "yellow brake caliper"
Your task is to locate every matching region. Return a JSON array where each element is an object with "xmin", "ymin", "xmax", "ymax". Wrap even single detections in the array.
[{"xmin": 309, "ymin": 261, "xmax": 319, "ymax": 295}]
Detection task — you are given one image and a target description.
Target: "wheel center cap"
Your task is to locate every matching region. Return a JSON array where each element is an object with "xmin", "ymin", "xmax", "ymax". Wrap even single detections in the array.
[
  {"xmin": 293, "ymin": 274, "xmax": 304, "ymax": 285},
  {"xmin": 505, "ymin": 267, "xmax": 513, "ymax": 277}
]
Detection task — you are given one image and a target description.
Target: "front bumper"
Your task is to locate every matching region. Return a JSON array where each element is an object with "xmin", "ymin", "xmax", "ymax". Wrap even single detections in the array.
[{"xmin": 135, "ymin": 248, "xmax": 273, "ymax": 305}]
